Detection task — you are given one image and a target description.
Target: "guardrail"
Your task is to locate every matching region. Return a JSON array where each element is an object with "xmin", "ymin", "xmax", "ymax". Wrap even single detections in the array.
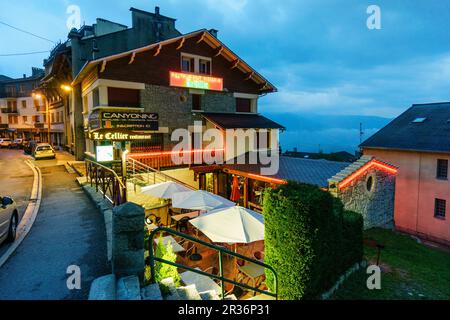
[
  {"xmin": 148, "ymin": 227, "xmax": 278, "ymax": 300},
  {"xmin": 85, "ymin": 159, "xmax": 127, "ymax": 206},
  {"xmin": 127, "ymin": 157, "xmax": 196, "ymax": 191}
]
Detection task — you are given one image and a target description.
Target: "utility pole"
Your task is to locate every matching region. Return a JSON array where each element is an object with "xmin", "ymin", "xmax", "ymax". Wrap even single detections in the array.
[{"xmin": 359, "ymin": 123, "xmax": 364, "ymax": 145}]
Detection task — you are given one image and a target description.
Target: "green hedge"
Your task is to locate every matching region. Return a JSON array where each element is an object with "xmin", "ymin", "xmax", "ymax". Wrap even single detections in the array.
[
  {"xmin": 264, "ymin": 181, "xmax": 363, "ymax": 300},
  {"xmin": 341, "ymin": 210, "xmax": 364, "ymax": 270}
]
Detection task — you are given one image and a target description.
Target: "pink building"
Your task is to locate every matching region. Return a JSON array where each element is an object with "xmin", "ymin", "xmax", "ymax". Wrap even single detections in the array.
[{"xmin": 361, "ymin": 102, "xmax": 450, "ymax": 246}]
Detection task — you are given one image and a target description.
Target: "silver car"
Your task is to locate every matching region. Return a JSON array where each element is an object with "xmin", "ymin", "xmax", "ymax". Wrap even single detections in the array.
[{"xmin": 0, "ymin": 196, "xmax": 19, "ymax": 244}]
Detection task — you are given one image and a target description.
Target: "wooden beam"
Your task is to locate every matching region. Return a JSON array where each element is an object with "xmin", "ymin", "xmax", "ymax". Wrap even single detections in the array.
[
  {"xmin": 196, "ymin": 32, "xmax": 207, "ymax": 44},
  {"xmin": 245, "ymin": 72, "xmax": 255, "ymax": 81},
  {"xmin": 153, "ymin": 44, "xmax": 162, "ymax": 57},
  {"xmin": 214, "ymin": 46, "xmax": 224, "ymax": 57},
  {"xmin": 176, "ymin": 37, "xmax": 185, "ymax": 50},
  {"xmin": 260, "ymin": 82, "xmax": 268, "ymax": 91},
  {"xmin": 231, "ymin": 59, "xmax": 240, "ymax": 70},
  {"xmin": 128, "ymin": 52, "xmax": 136, "ymax": 65},
  {"xmin": 100, "ymin": 60, "xmax": 107, "ymax": 73}
]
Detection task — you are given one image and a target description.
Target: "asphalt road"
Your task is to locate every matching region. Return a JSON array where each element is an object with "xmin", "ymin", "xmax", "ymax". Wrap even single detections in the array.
[{"xmin": 0, "ymin": 149, "xmax": 109, "ymax": 300}]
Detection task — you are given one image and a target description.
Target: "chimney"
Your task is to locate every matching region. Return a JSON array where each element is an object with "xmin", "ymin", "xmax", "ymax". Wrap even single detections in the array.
[
  {"xmin": 23, "ymin": 74, "xmax": 26, "ymax": 78},
  {"xmin": 155, "ymin": 6, "xmax": 160, "ymax": 15},
  {"xmin": 209, "ymin": 29, "xmax": 219, "ymax": 38}
]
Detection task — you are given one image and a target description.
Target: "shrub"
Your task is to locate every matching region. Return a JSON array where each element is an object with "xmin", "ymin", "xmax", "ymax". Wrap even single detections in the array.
[
  {"xmin": 154, "ymin": 235, "xmax": 181, "ymax": 294},
  {"xmin": 264, "ymin": 181, "xmax": 363, "ymax": 300},
  {"xmin": 341, "ymin": 210, "xmax": 364, "ymax": 270}
]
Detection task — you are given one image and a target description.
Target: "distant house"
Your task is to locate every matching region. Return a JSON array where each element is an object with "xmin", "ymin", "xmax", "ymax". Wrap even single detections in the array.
[
  {"xmin": 284, "ymin": 149, "xmax": 357, "ymax": 163},
  {"xmin": 361, "ymin": 102, "xmax": 450, "ymax": 245}
]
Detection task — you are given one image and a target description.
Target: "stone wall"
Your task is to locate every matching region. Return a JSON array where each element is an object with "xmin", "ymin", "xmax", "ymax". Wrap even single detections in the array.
[
  {"xmin": 337, "ymin": 167, "xmax": 396, "ymax": 229},
  {"xmin": 141, "ymin": 84, "xmax": 236, "ymax": 150}
]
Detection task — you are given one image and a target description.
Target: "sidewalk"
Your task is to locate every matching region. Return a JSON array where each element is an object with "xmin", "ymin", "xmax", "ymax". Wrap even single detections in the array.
[{"xmin": 0, "ymin": 165, "xmax": 109, "ymax": 300}]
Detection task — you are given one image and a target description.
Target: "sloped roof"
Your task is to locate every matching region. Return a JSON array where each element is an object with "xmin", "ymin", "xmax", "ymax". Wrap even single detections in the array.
[
  {"xmin": 0, "ymin": 75, "xmax": 12, "ymax": 82},
  {"xmin": 360, "ymin": 102, "xmax": 450, "ymax": 154},
  {"xmin": 224, "ymin": 156, "xmax": 350, "ymax": 188},
  {"xmin": 72, "ymin": 29, "xmax": 277, "ymax": 93},
  {"xmin": 203, "ymin": 113, "xmax": 285, "ymax": 130},
  {"xmin": 328, "ymin": 156, "xmax": 398, "ymax": 188}
]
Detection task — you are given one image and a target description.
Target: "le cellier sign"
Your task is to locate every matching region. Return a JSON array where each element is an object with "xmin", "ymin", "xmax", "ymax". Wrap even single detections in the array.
[
  {"xmin": 88, "ymin": 129, "xmax": 152, "ymax": 141},
  {"xmin": 89, "ymin": 111, "xmax": 159, "ymax": 131}
]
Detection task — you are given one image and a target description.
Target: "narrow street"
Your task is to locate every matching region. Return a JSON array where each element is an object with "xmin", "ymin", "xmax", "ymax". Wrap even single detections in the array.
[{"xmin": 0, "ymin": 150, "xmax": 109, "ymax": 299}]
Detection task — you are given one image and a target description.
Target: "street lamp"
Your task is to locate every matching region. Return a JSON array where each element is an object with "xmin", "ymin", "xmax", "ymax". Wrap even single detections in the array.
[{"xmin": 32, "ymin": 84, "xmax": 72, "ymax": 145}]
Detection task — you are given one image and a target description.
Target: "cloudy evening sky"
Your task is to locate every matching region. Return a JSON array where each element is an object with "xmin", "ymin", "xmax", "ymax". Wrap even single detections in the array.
[{"xmin": 1, "ymin": 0, "xmax": 449, "ymax": 152}]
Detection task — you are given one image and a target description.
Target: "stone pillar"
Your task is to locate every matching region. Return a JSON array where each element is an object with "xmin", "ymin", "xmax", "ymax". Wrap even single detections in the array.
[{"xmin": 112, "ymin": 202, "xmax": 145, "ymax": 281}]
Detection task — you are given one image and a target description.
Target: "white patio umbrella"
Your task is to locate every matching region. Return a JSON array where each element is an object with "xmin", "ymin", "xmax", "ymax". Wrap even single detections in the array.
[
  {"xmin": 172, "ymin": 190, "xmax": 235, "ymax": 211},
  {"xmin": 189, "ymin": 206, "xmax": 264, "ymax": 244},
  {"xmin": 140, "ymin": 181, "xmax": 191, "ymax": 199}
]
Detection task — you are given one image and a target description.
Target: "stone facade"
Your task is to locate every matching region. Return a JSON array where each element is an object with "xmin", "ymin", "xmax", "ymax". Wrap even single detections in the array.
[
  {"xmin": 336, "ymin": 167, "xmax": 396, "ymax": 230},
  {"xmin": 141, "ymin": 84, "xmax": 238, "ymax": 150},
  {"xmin": 111, "ymin": 202, "xmax": 145, "ymax": 281}
]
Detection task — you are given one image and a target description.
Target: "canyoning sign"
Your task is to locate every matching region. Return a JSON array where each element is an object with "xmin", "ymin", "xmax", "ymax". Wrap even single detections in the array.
[{"xmin": 89, "ymin": 111, "xmax": 159, "ymax": 131}]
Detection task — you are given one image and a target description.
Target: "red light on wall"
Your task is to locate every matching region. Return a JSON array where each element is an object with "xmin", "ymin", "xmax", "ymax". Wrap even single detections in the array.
[
  {"xmin": 129, "ymin": 148, "xmax": 225, "ymax": 158},
  {"xmin": 247, "ymin": 173, "xmax": 288, "ymax": 185},
  {"xmin": 338, "ymin": 160, "xmax": 398, "ymax": 189},
  {"xmin": 169, "ymin": 71, "xmax": 223, "ymax": 91}
]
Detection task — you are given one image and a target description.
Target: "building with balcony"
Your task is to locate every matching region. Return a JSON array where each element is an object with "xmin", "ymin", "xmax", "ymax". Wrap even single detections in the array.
[{"xmin": 0, "ymin": 68, "xmax": 46, "ymax": 141}]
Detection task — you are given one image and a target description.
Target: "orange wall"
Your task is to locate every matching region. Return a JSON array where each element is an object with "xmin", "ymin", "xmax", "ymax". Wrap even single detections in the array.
[{"xmin": 363, "ymin": 148, "xmax": 450, "ymax": 245}]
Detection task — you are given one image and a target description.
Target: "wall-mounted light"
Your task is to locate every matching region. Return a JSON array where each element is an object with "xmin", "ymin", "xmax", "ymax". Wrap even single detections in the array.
[{"xmin": 60, "ymin": 84, "xmax": 72, "ymax": 92}]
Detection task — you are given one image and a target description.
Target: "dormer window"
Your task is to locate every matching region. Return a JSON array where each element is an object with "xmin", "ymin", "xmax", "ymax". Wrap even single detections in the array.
[{"xmin": 181, "ymin": 53, "xmax": 212, "ymax": 75}]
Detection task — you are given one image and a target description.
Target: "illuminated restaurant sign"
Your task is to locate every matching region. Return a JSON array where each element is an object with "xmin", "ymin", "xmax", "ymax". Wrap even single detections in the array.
[
  {"xmin": 88, "ymin": 129, "xmax": 152, "ymax": 141},
  {"xmin": 169, "ymin": 71, "xmax": 223, "ymax": 91}
]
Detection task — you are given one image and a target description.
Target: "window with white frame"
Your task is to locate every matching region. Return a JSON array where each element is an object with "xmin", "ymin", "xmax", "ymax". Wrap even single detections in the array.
[{"xmin": 181, "ymin": 53, "xmax": 212, "ymax": 75}]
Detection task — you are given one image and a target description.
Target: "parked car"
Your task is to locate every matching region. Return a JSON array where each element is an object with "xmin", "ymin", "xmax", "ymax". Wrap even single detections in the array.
[
  {"xmin": 33, "ymin": 143, "xmax": 56, "ymax": 160},
  {"xmin": 23, "ymin": 140, "xmax": 37, "ymax": 155},
  {"xmin": 0, "ymin": 138, "xmax": 12, "ymax": 148},
  {"xmin": 0, "ymin": 196, "xmax": 20, "ymax": 244},
  {"xmin": 10, "ymin": 138, "xmax": 23, "ymax": 149}
]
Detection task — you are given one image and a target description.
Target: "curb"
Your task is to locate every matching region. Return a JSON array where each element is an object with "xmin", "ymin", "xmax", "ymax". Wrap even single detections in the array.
[{"xmin": 0, "ymin": 160, "xmax": 42, "ymax": 269}]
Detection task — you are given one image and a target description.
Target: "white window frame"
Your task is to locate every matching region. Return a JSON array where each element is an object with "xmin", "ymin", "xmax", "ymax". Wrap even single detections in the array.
[{"xmin": 181, "ymin": 53, "xmax": 212, "ymax": 75}]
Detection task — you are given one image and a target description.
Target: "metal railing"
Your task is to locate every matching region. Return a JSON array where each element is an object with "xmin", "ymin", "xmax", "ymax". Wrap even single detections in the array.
[
  {"xmin": 85, "ymin": 159, "xmax": 127, "ymax": 206},
  {"xmin": 126, "ymin": 157, "xmax": 196, "ymax": 191},
  {"xmin": 148, "ymin": 227, "xmax": 278, "ymax": 300}
]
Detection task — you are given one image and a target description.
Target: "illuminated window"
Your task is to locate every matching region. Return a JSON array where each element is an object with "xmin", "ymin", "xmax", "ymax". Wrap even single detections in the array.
[
  {"xmin": 435, "ymin": 199, "xmax": 446, "ymax": 219},
  {"xmin": 437, "ymin": 159, "xmax": 448, "ymax": 180},
  {"xmin": 23, "ymin": 116, "xmax": 27, "ymax": 123}
]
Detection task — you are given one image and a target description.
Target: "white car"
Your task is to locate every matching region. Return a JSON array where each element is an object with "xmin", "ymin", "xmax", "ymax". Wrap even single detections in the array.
[
  {"xmin": 0, "ymin": 196, "xmax": 19, "ymax": 244},
  {"xmin": 0, "ymin": 138, "xmax": 12, "ymax": 148},
  {"xmin": 33, "ymin": 143, "xmax": 56, "ymax": 160}
]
